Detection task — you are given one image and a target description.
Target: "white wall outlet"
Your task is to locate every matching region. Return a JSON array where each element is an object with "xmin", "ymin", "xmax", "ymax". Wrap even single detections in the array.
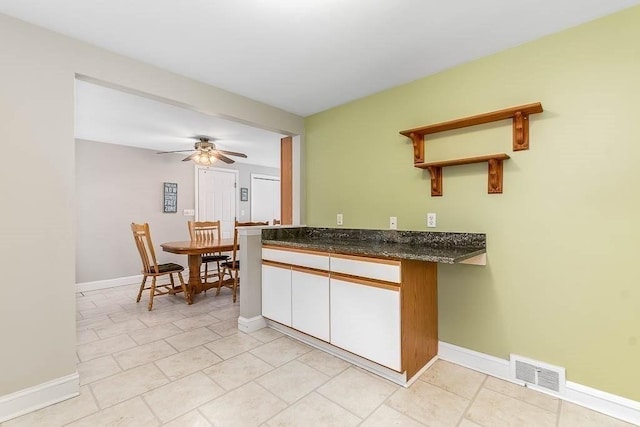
[
  {"xmin": 427, "ymin": 212, "xmax": 437, "ymax": 228},
  {"xmin": 183, "ymin": 209, "xmax": 195, "ymax": 216},
  {"xmin": 337, "ymin": 213, "xmax": 344, "ymax": 226},
  {"xmin": 389, "ymin": 216, "xmax": 397, "ymax": 230}
]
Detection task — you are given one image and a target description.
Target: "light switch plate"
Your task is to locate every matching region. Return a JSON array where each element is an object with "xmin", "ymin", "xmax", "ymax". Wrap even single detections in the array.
[
  {"xmin": 183, "ymin": 209, "xmax": 195, "ymax": 216},
  {"xmin": 337, "ymin": 213, "xmax": 343, "ymax": 226}
]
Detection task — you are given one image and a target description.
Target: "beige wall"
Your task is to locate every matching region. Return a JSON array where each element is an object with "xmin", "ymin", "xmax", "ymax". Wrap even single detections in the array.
[
  {"xmin": 75, "ymin": 139, "xmax": 279, "ymax": 284},
  {"xmin": 305, "ymin": 7, "xmax": 640, "ymax": 401},
  {"xmin": 0, "ymin": 13, "xmax": 302, "ymax": 397}
]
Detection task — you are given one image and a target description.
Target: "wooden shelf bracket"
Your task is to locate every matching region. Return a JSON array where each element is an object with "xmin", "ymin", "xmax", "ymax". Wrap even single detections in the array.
[{"xmin": 415, "ymin": 154, "xmax": 510, "ymax": 196}]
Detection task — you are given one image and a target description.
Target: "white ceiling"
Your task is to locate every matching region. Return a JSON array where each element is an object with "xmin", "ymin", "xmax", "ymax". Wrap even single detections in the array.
[
  {"xmin": 75, "ymin": 80, "xmax": 284, "ymax": 168},
  {"xmin": 3, "ymin": 1, "xmax": 639, "ymax": 168}
]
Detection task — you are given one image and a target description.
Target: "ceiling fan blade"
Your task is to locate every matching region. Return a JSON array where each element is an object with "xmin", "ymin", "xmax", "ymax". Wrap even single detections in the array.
[
  {"xmin": 217, "ymin": 149, "xmax": 247, "ymax": 158},
  {"xmin": 212, "ymin": 152, "xmax": 235, "ymax": 164},
  {"xmin": 182, "ymin": 153, "xmax": 198, "ymax": 162},
  {"xmin": 157, "ymin": 149, "xmax": 194, "ymax": 154}
]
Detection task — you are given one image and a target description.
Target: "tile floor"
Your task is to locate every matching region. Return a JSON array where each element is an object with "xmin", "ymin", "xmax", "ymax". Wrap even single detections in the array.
[{"xmin": 2, "ymin": 283, "xmax": 635, "ymax": 426}]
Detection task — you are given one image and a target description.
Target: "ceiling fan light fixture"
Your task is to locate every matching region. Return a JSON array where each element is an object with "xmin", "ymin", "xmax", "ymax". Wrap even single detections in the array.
[{"xmin": 193, "ymin": 151, "xmax": 215, "ymax": 166}]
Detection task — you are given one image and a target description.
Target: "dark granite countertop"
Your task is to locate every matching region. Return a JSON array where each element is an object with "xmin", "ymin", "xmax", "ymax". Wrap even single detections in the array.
[{"xmin": 262, "ymin": 227, "xmax": 485, "ymax": 264}]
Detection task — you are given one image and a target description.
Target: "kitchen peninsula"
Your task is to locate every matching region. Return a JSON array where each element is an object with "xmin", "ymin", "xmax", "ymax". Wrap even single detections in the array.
[{"xmin": 236, "ymin": 226, "xmax": 486, "ymax": 386}]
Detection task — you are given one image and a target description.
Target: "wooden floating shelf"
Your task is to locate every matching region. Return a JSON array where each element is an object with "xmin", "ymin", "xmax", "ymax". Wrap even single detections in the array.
[
  {"xmin": 399, "ymin": 102, "xmax": 542, "ymax": 196},
  {"xmin": 415, "ymin": 154, "xmax": 510, "ymax": 197},
  {"xmin": 400, "ymin": 102, "xmax": 543, "ymax": 164}
]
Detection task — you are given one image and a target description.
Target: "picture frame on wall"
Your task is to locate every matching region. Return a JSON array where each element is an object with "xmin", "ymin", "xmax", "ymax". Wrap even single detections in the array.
[
  {"xmin": 163, "ymin": 182, "xmax": 178, "ymax": 213},
  {"xmin": 240, "ymin": 187, "xmax": 249, "ymax": 201}
]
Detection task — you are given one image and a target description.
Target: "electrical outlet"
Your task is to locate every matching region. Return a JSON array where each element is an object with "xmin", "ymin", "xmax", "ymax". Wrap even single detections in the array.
[
  {"xmin": 427, "ymin": 212, "xmax": 437, "ymax": 228},
  {"xmin": 337, "ymin": 213, "xmax": 343, "ymax": 226},
  {"xmin": 389, "ymin": 216, "xmax": 397, "ymax": 230}
]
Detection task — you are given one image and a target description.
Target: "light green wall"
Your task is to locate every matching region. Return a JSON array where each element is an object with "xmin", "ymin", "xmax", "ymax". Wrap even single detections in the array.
[{"xmin": 305, "ymin": 6, "xmax": 640, "ymax": 401}]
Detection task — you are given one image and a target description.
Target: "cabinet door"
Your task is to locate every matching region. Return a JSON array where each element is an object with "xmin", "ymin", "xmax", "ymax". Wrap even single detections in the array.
[
  {"xmin": 330, "ymin": 276, "xmax": 401, "ymax": 371},
  {"xmin": 261, "ymin": 262, "xmax": 292, "ymax": 326},
  {"xmin": 291, "ymin": 267, "xmax": 330, "ymax": 342}
]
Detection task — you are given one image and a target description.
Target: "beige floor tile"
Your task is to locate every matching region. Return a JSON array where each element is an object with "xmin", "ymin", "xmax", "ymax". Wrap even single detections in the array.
[
  {"xmin": 165, "ymin": 326, "xmax": 222, "ymax": 352},
  {"xmin": 210, "ymin": 304, "xmax": 240, "ymax": 321},
  {"xmin": 173, "ymin": 313, "xmax": 220, "ymax": 331},
  {"xmin": 199, "ymin": 381, "xmax": 287, "ymax": 427},
  {"xmin": 93, "ymin": 318, "xmax": 147, "ymax": 339},
  {"xmin": 76, "ymin": 315, "xmax": 114, "ymax": 332},
  {"xmin": 67, "ymin": 396, "xmax": 159, "ymax": 426},
  {"xmin": 249, "ymin": 327, "xmax": 284, "ymax": 343},
  {"xmin": 163, "ymin": 410, "xmax": 213, "ymax": 427},
  {"xmin": 155, "ymin": 345, "xmax": 222, "ymax": 380},
  {"xmin": 465, "ymin": 388, "xmax": 557, "ymax": 427},
  {"xmin": 143, "ymin": 372, "xmax": 224, "ymax": 422},
  {"xmin": 459, "ymin": 419, "xmax": 484, "ymax": 427},
  {"xmin": 205, "ymin": 333, "xmax": 263, "ymax": 359},
  {"xmin": 128, "ymin": 322, "xmax": 183, "ymax": 345},
  {"xmin": 267, "ymin": 392, "xmax": 361, "ymax": 427},
  {"xmin": 559, "ymin": 401, "xmax": 636, "ymax": 427},
  {"xmin": 317, "ymin": 366, "xmax": 398, "ymax": 418},
  {"xmin": 90, "ymin": 363, "xmax": 169, "ymax": 408},
  {"xmin": 138, "ymin": 309, "xmax": 186, "ymax": 327},
  {"xmin": 250, "ymin": 336, "xmax": 313, "ymax": 367},
  {"xmin": 77, "ymin": 334, "xmax": 137, "ymax": 361},
  {"xmin": 208, "ymin": 318, "xmax": 240, "ymax": 336},
  {"xmin": 256, "ymin": 360, "xmax": 330, "ymax": 404},
  {"xmin": 2, "ymin": 386, "xmax": 98, "ymax": 426},
  {"xmin": 296, "ymin": 349, "xmax": 351, "ymax": 377},
  {"xmin": 387, "ymin": 379, "xmax": 469, "ymax": 427},
  {"xmin": 113, "ymin": 339, "xmax": 177, "ymax": 370},
  {"xmin": 484, "ymin": 376, "xmax": 560, "ymax": 413},
  {"xmin": 420, "ymin": 359, "xmax": 486, "ymax": 400},
  {"xmin": 78, "ymin": 355, "xmax": 122, "ymax": 385},
  {"xmin": 76, "ymin": 299, "xmax": 97, "ymax": 311},
  {"xmin": 79, "ymin": 304, "xmax": 125, "ymax": 319},
  {"xmin": 77, "ymin": 328, "xmax": 100, "ymax": 345},
  {"xmin": 360, "ymin": 404, "xmax": 426, "ymax": 427},
  {"xmin": 203, "ymin": 352, "xmax": 274, "ymax": 390}
]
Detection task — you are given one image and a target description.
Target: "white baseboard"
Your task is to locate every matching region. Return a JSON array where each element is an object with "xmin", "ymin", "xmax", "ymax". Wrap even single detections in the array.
[
  {"xmin": 76, "ymin": 269, "xmax": 192, "ymax": 294},
  {"xmin": 238, "ymin": 315, "xmax": 267, "ymax": 333},
  {"xmin": 438, "ymin": 341, "xmax": 640, "ymax": 425},
  {"xmin": 76, "ymin": 274, "xmax": 142, "ymax": 293},
  {"xmin": 0, "ymin": 372, "xmax": 79, "ymax": 423}
]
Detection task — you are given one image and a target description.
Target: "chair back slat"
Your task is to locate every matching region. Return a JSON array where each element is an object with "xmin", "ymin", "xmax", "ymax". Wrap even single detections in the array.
[
  {"xmin": 131, "ymin": 223, "xmax": 159, "ymax": 273},
  {"xmin": 188, "ymin": 220, "xmax": 222, "ymax": 242}
]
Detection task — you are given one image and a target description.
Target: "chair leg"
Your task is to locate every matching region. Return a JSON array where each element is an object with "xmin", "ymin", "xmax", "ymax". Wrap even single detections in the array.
[
  {"xmin": 178, "ymin": 272, "xmax": 189, "ymax": 304},
  {"xmin": 148, "ymin": 277, "xmax": 157, "ymax": 311},
  {"xmin": 136, "ymin": 276, "xmax": 147, "ymax": 303},
  {"xmin": 216, "ymin": 267, "xmax": 225, "ymax": 296},
  {"xmin": 169, "ymin": 273, "xmax": 176, "ymax": 290},
  {"xmin": 232, "ymin": 269, "xmax": 240, "ymax": 303},
  {"xmin": 203, "ymin": 262, "xmax": 209, "ymax": 286}
]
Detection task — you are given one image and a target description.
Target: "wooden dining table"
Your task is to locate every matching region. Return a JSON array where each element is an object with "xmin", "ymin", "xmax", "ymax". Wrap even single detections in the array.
[{"xmin": 161, "ymin": 238, "xmax": 236, "ymax": 303}]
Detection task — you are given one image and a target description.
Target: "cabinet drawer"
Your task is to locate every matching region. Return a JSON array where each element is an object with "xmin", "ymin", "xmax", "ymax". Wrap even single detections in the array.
[
  {"xmin": 262, "ymin": 246, "xmax": 330, "ymax": 271},
  {"xmin": 330, "ymin": 254, "xmax": 401, "ymax": 283}
]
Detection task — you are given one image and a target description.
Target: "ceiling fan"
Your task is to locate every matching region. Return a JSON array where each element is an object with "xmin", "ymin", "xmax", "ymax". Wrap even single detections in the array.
[{"xmin": 157, "ymin": 136, "xmax": 247, "ymax": 166}]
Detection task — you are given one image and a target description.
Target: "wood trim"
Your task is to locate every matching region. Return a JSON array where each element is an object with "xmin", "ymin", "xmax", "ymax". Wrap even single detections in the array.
[
  {"xmin": 330, "ymin": 272, "xmax": 400, "ymax": 292},
  {"xmin": 262, "ymin": 245, "xmax": 329, "ymax": 258},
  {"xmin": 261, "ymin": 260, "xmax": 291, "ymax": 269},
  {"xmin": 280, "ymin": 136, "xmax": 293, "ymax": 225},
  {"xmin": 414, "ymin": 153, "xmax": 510, "ymax": 169},
  {"xmin": 330, "ymin": 253, "xmax": 401, "ymax": 266},
  {"xmin": 291, "ymin": 265, "xmax": 330, "ymax": 277},
  {"xmin": 401, "ymin": 260, "xmax": 438, "ymax": 379}
]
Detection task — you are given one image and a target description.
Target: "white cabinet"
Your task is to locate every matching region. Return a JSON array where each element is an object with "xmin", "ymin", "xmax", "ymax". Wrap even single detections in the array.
[
  {"xmin": 330, "ymin": 276, "xmax": 401, "ymax": 371},
  {"xmin": 291, "ymin": 267, "xmax": 330, "ymax": 342},
  {"xmin": 330, "ymin": 254, "xmax": 401, "ymax": 283},
  {"xmin": 261, "ymin": 262, "xmax": 292, "ymax": 326}
]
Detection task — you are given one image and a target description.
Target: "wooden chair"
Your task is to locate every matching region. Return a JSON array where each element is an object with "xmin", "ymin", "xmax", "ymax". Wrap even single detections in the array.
[
  {"xmin": 219, "ymin": 220, "xmax": 268, "ymax": 303},
  {"xmin": 131, "ymin": 222, "xmax": 188, "ymax": 311},
  {"xmin": 188, "ymin": 220, "xmax": 230, "ymax": 287}
]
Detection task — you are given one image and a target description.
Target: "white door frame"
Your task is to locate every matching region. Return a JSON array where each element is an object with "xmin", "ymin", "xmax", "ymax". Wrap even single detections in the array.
[{"xmin": 194, "ymin": 165, "xmax": 240, "ymax": 222}]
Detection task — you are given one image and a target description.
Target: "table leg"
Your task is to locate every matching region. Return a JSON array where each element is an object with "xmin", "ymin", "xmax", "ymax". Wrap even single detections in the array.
[{"xmin": 187, "ymin": 254, "xmax": 202, "ymax": 303}]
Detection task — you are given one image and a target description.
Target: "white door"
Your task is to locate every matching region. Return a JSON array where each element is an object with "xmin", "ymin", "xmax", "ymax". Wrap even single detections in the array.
[
  {"xmin": 197, "ymin": 168, "xmax": 237, "ymax": 238},
  {"xmin": 251, "ymin": 174, "xmax": 280, "ymax": 223}
]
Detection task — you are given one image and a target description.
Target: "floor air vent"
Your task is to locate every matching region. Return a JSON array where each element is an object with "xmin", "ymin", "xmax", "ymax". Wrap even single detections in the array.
[{"xmin": 510, "ymin": 354, "xmax": 565, "ymax": 395}]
